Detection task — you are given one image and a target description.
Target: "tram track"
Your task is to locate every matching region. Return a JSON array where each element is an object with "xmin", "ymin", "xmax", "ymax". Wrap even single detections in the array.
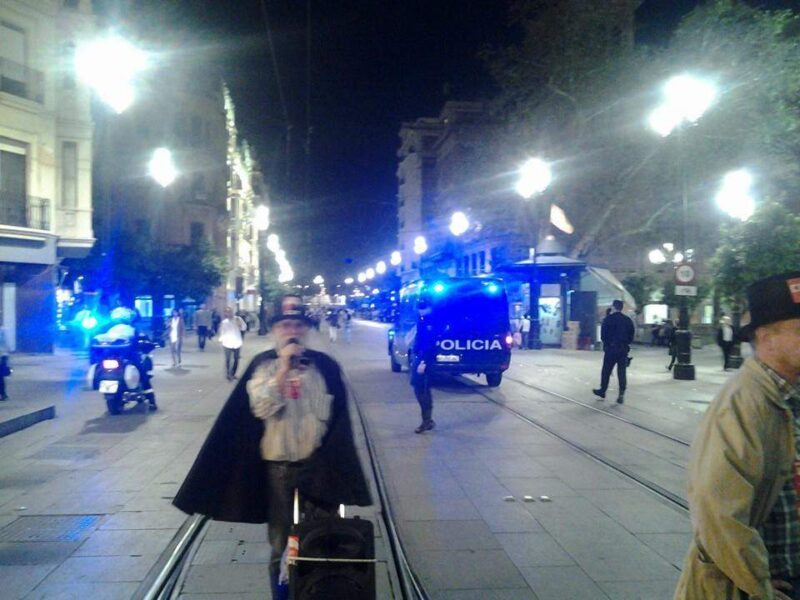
[
  {"xmin": 458, "ymin": 375, "xmax": 691, "ymax": 514},
  {"xmin": 504, "ymin": 374, "xmax": 692, "ymax": 448},
  {"xmin": 136, "ymin": 376, "xmax": 429, "ymax": 600}
]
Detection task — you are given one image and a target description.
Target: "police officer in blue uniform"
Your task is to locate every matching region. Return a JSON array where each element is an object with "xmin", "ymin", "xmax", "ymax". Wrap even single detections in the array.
[{"xmin": 410, "ymin": 300, "xmax": 436, "ymax": 433}]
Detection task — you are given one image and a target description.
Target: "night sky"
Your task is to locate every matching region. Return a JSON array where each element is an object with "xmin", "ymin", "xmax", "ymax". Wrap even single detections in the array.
[{"xmin": 118, "ymin": 0, "xmax": 800, "ymax": 283}]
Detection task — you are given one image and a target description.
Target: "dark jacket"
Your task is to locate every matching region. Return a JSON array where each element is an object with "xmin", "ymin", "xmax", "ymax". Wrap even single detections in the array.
[
  {"xmin": 601, "ymin": 312, "xmax": 635, "ymax": 352},
  {"xmin": 172, "ymin": 348, "xmax": 372, "ymax": 523}
]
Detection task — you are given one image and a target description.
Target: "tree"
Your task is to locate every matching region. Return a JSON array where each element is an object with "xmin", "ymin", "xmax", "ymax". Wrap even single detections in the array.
[
  {"xmin": 73, "ymin": 237, "xmax": 227, "ymax": 320},
  {"xmin": 621, "ymin": 273, "xmax": 657, "ymax": 315},
  {"xmin": 483, "ymin": 0, "xmax": 800, "ymax": 264},
  {"xmin": 711, "ymin": 201, "xmax": 800, "ymax": 305}
]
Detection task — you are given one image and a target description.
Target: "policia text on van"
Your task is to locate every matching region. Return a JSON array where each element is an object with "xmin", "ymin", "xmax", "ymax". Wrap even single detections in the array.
[{"xmin": 388, "ymin": 277, "xmax": 513, "ymax": 387}]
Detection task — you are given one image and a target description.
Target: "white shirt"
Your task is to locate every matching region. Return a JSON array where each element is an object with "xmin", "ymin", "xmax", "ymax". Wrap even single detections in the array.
[
  {"xmin": 219, "ymin": 317, "xmax": 246, "ymax": 349},
  {"xmin": 520, "ymin": 318, "xmax": 531, "ymax": 332},
  {"xmin": 722, "ymin": 324, "xmax": 734, "ymax": 343},
  {"xmin": 169, "ymin": 317, "xmax": 181, "ymax": 343}
]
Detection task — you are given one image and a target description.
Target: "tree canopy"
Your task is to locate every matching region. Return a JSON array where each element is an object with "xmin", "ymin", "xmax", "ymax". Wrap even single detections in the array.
[
  {"xmin": 482, "ymin": 0, "xmax": 800, "ymax": 264},
  {"xmin": 711, "ymin": 201, "xmax": 800, "ymax": 304}
]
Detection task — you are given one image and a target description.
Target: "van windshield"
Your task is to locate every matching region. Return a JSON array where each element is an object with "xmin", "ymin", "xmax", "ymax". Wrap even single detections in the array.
[{"xmin": 425, "ymin": 283, "xmax": 508, "ymax": 334}]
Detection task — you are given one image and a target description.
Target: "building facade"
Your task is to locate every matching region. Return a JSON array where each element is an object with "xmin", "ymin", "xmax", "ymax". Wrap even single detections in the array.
[
  {"xmin": 223, "ymin": 87, "xmax": 265, "ymax": 313},
  {"xmin": 396, "ymin": 101, "xmax": 526, "ymax": 282},
  {"xmin": 0, "ymin": 0, "xmax": 95, "ymax": 352}
]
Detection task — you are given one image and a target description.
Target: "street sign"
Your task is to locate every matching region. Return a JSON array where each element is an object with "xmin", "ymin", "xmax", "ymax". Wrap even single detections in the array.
[
  {"xmin": 675, "ymin": 263, "xmax": 695, "ymax": 285},
  {"xmin": 675, "ymin": 285, "xmax": 698, "ymax": 297}
]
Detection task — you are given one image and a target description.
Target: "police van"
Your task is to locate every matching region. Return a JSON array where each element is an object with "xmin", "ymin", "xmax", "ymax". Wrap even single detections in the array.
[{"xmin": 388, "ymin": 277, "xmax": 512, "ymax": 387}]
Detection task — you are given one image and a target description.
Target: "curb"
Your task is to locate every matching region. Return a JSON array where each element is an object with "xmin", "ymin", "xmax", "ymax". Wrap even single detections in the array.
[{"xmin": 0, "ymin": 405, "xmax": 56, "ymax": 438}]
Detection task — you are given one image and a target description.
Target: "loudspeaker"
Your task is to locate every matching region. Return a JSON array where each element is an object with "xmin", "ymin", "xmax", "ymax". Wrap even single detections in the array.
[{"xmin": 290, "ymin": 516, "xmax": 375, "ymax": 600}]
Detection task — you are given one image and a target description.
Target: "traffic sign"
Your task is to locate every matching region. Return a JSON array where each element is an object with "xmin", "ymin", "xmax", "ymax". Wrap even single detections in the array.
[
  {"xmin": 675, "ymin": 285, "xmax": 698, "ymax": 297},
  {"xmin": 675, "ymin": 263, "xmax": 695, "ymax": 285}
]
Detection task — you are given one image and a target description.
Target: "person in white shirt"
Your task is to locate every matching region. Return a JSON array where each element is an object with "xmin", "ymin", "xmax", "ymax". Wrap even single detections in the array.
[
  {"xmin": 717, "ymin": 315, "xmax": 736, "ymax": 371},
  {"xmin": 168, "ymin": 309, "xmax": 185, "ymax": 367},
  {"xmin": 219, "ymin": 306, "xmax": 247, "ymax": 380}
]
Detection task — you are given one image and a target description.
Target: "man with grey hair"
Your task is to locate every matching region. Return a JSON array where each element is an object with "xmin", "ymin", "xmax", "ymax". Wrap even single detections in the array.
[{"xmin": 675, "ymin": 272, "xmax": 800, "ymax": 600}]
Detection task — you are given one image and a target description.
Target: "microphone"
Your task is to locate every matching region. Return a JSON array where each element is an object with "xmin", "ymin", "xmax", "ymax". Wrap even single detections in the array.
[{"xmin": 286, "ymin": 338, "xmax": 310, "ymax": 368}]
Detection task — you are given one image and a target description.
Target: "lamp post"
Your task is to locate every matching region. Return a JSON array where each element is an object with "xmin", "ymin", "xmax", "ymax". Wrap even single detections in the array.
[
  {"xmin": 516, "ymin": 157, "xmax": 553, "ymax": 349},
  {"xmin": 76, "ymin": 34, "xmax": 148, "ymax": 258},
  {"xmin": 254, "ymin": 204, "xmax": 270, "ymax": 335},
  {"xmin": 648, "ymin": 74, "xmax": 716, "ymax": 381},
  {"xmin": 146, "ymin": 147, "xmax": 178, "ymax": 336},
  {"xmin": 715, "ymin": 169, "xmax": 756, "ymax": 368}
]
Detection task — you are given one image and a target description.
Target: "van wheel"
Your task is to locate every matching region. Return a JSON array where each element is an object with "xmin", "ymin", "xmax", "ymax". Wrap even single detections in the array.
[
  {"xmin": 105, "ymin": 391, "xmax": 123, "ymax": 415},
  {"xmin": 486, "ymin": 373, "xmax": 502, "ymax": 387}
]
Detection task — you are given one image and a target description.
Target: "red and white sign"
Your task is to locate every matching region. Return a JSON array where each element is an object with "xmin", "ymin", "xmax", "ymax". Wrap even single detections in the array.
[{"xmin": 675, "ymin": 263, "xmax": 696, "ymax": 285}]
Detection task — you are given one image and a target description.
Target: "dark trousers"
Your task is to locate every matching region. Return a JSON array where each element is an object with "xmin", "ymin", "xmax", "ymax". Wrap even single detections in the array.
[
  {"xmin": 720, "ymin": 341, "xmax": 734, "ymax": 369},
  {"xmin": 224, "ymin": 347, "xmax": 240, "ymax": 377},
  {"xmin": 264, "ymin": 462, "xmax": 332, "ymax": 592},
  {"xmin": 411, "ymin": 361, "xmax": 433, "ymax": 420},
  {"xmin": 197, "ymin": 326, "xmax": 208, "ymax": 349},
  {"xmin": 600, "ymin": 348, "xmax": 627, "ymax": 394},
  {"xmin": 0, "ymin": 357, "xmax": 6, "ymax": 398}
]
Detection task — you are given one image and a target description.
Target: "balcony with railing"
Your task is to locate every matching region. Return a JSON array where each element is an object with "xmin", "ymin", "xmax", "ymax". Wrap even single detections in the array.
[
  {"xmin": 0, "ymin": 193, "xmax": 50, "ymax": 230},
  {"xmin": 0, "ymin": 58, "xmax": 44, "ymax": 104}
]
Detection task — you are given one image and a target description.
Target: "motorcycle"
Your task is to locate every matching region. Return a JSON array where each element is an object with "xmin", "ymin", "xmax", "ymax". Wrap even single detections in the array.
[{"xmin": 91, "ymin": 336, "xmax": 158, "ymax": 415}]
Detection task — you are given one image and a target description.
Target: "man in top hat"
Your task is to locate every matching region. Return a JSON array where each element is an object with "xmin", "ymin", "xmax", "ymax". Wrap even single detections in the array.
[
  {"xmin": 173, "ymin": 294, "xmax": 372, "ymax": 598},
  {"xmin": 675, "ymin": 272, "xmax": 800, "ymax": 600}
]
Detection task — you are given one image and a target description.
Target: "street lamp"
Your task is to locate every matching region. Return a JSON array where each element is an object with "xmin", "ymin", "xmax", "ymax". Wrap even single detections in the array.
[
  {"xmin": 516, "ymin": 158, "xmax": 552, "ymax": 200},
  {"xmin": 715, "ymin": 169, "xmax": 756, "ymax": 369},
  {"xmin": 516, "ymin": 157, "xmax": 553, "ymax": 349},
  {"xmin": 313, "ymin": 275, "xmax": 325, "ymax": 285},
  {"xmin": 344, "ymin": 277, "xmax": 354, "ymax": 285},
  {"xmin": 449, "ymin": 211, "xmax": 470, "ymax": 236},
  {"xmin": 376, "ymin": 261, "xmax": 387, "ymax": 275},
  {"xmin": 148, "ymin": 148, "xmax": 177, "ymax": 188},
  {"xmin": 254, "ymin": 205, "xmax": 270, "ymax": 231},
  {"xmin": 254, "ymin": 204, "xmax": 270, "ymax": 335},
  {"xmin": 357, "ymin": 272, "xmax": 367, "ymax": 283},
  {"xmin": 365, "ymin": 268, "xmax": 375, "ymax": 280},
  {"xmin": 716, "ymin": 169, "xmax": 755, "ymax": 221},
  {"xmin": 648, "ymin": 74, "xmax": 716, "ymax": 381},
  {"xmin": 390, "ymin": 250, "xmax": 402, "ymax": 266},
  {"xmin": 75, "ymin": 34, "xmax": 148, "ymax": 114},
  {"xmin": 413, "ymin": 236, "xmax": 427, "ymax": 255}
]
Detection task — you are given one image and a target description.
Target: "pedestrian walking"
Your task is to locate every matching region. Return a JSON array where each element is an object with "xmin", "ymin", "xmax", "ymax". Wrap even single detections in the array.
[
  {"xmin": 674, "ymin": 271, "xmax": 800, "ymax": 600},
  {"xmin": 717, "ymin": 315, "xmax": 736, "ymax": 370},
  {"xmin": 167, "ymin": 309, "xmax": 185, "ymax": 367},
  {"xmin": 410, "ymin": 299, "xmax": 436, "ymax": 433},
  {"xmin": 172, "ymin": 295, "xmax": 372, "ymax": 600},
  {"xmin": 211, "ymin": 309, "xmax": 221, "ymax": 337},
  {"xmin": 666, "ymin": 323, "xmax": 677, "ymax": 371},
  {"xmin": 0, "ymin": 326, "xmax": 9, "ymax": 401},
  {"xmin": 219, "ymin": 307, "xmax": 247, "ymax": 380},
  {"xmin": 327, "ymin": 310, "xmax": 339, "ymax": 343},
  {"xmin": 593, "ymin": 299, "xmax": 634, "ymax": 404},
  {"xmin": 195, "ymin": 304, "xmax": 212, "ymax": 350},
  {"xmin": 341, "ymin": 309, "xmax": 352, "ymax": 343},
  {"xmin": 520, "ymin": 313, "xmax": 531, "ymax": 349},
  {"xmin": 510, "ymin": 316, "xmax": 522, "ymax": 349}
]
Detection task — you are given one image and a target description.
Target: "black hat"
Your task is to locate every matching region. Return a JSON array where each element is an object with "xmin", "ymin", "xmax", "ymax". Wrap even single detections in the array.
[
  {"xmin": 739, "ymin": 272, "xmax": 800, "ymax": 341},
  {"xmin": 269, "ymin": 295, "xmax": 314, "ymax": 327}
]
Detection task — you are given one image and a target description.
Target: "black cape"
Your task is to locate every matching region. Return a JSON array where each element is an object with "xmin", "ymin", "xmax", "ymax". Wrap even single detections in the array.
[{"xmin": 172, "ymin": 348, "xmax": 372, "ymax": 523}]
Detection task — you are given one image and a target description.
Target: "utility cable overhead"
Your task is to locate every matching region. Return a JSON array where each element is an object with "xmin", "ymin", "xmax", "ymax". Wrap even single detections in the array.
[{"xmin": 258, "ymin": 0, "xmax": 292, "ymax": 177}]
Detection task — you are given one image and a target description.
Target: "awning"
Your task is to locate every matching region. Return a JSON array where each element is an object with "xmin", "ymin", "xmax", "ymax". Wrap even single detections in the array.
[{"xmin": 580, "ymin": 267, "xmax": 636, "ymax": 311}]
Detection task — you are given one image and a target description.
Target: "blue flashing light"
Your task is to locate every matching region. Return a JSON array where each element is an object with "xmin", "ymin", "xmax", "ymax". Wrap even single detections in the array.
[
  {"xmin": 486, "ymin": 283, "xmax": 500, "ymax": 294},
  {"xmin": 432, "ymin": 282, "xmax": 446, "ymax": 294},
  {"xmin": 81, "ymin": 315, "xmax": 98, "ymax": 330}
]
